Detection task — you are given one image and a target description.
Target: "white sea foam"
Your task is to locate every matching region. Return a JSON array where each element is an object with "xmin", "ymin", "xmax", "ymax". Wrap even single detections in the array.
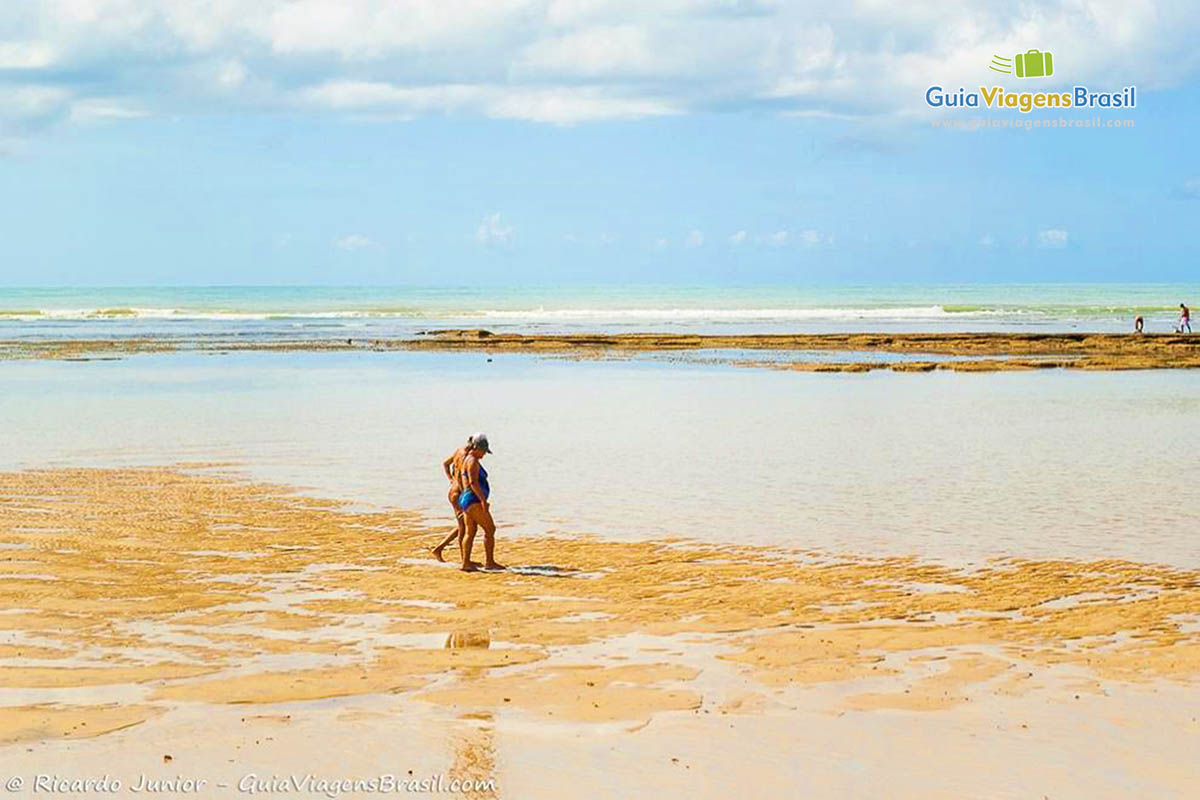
[
  {"xmin": 0, "ymin": 296, "xmax": 1183, "ymax": 331},
  {"xmin": 2, "ymin": 304, "xmax": 1001, "ymax": 321},
  {"xmin": 476, "ymin": 305, "xmax": 971, "ymax": 321},
  {"xmin": 3, "ymin": 308, "xmax": 430, "ymax": 321}
]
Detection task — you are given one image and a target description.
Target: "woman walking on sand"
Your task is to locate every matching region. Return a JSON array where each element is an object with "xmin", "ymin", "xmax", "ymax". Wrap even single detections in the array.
[
  {"xmin": 431, "ymin": 435, "xmax": 480, "ymax": 567},
  {"xmin": 458, "ymin": 433, "xmax": 504, "ymax": 572}
]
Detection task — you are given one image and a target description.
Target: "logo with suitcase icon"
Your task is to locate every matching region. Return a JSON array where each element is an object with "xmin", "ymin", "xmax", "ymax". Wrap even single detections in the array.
[{"xmin": 989, "ymin": 50, "xmax": 1054, "ymax": 78}]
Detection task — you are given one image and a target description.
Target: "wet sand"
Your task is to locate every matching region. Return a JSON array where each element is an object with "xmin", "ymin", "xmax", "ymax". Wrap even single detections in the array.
[
  {"xmin": 3, "ymin": 330, "xmax": 1200, "ymax": 371},
  {"xmin": 1, "ymin": 467, "xmax": 1198, "ymax": 797}
]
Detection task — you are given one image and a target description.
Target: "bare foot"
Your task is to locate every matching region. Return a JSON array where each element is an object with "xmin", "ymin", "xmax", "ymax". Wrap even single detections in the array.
[
  {"xmin": 468, "ymin": 560, "xmax": 483, "ymax": 569},
  {"xmin": 431, "ymin": 546, "xmax": 445, "ymax": 562},
  {"xmin": 484, "ymin": 561, "xmax": 506, "ymax": 571},
  {"xmin": 461, "ymin": 562, "xmax": 480, "ymax": 572}
]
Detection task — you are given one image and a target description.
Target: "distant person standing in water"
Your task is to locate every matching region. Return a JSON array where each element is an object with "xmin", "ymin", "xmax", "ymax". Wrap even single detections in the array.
[
  {"xmin": 1134, "ymin": 315, "xmax": 1144, "ymax": 334},
  {"xmin": 459, "ymin": 433, "xmax": 504, "ymax": 572},
  {"xmin": 1180, "ymin": 303, "xmax": 1191, "ymax": 333}
]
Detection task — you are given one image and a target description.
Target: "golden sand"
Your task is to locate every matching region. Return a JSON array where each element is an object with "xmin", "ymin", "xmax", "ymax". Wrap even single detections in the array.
[
  {"xmin": 0, "ymin": 704, "xmax": 163, "ymax": 745},
  {"xmin": 3, "ymin": 330, "xmax": 1199, "ymax": 370},
  {"xmin": 0, "ymin": 467, "xmax": 1198, "ymax": 749}
]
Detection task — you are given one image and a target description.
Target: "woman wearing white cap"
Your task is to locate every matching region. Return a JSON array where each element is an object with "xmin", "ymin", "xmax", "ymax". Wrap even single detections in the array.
[{"xmin": 458, "ymin": 433, "xmax": 504, "ymax": 572}]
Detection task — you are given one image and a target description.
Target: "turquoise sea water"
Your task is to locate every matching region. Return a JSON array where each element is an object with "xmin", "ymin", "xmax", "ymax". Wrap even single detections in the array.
[{"xmin": 0, "ymin": 284, "xmax": 1196, "ymax": 338}]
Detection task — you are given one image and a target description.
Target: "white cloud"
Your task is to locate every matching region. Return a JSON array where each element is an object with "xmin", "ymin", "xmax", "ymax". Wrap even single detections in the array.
[
  {"xmin": 303, "ymin": 81, "xmax": 476, "ymax": 113},
  {"xmin": 335, "ymin": 233, "xmax": 376, "ymax": 250},
  {"xmin": 0, "ymin": 86, "xmax": 72, "ymax": 121},
  {"xmin": 1037, "ymin": 228, "xmax": 1069, "ymax": 248},
  {"xmin": 216, "ymin": 59, "xmax": 248, "ymax": 88},
  {"xmin": 685, "ymin": 229, "xmax": 704, "ymax": 247},
  {"xmin": 564, "ymin": 231, "xmax": 616, "ymax": 246},
  {"xmin": 484, "ymin": 87, "xmax": 676, "ymax": 123},
  {"xmin": 69, "ymin": 99, "xmax": 150, "ymax": 123},
  {"xmin": 980, "ymin": 233, "xmax": 996, "ymax": 248},
  {"xmin": 266, "ymin": 0, "xmax": 534, "ymax": 57},
  {"xmin": 652, "ymin": 237, "xmax": 669, "ymax": 250},
  {"xmin": 1179, "ymin": 178, "xmax": 1200, "ymax": 198},
  {"xmin": 795, "ymin": 229, "xmax": 833, "ymax": 247},
  {"xmin": 301, "ymin": 81, "xmax": 676, "ymax": 123},
  {"xmin": 0, "ymin": 137, "xmax": 28, "ymax": 157},
  {"xmin": 514, "ymin": 25, "xmax": 659, "ymax": 78},
  {"xmin": 728, "ymin": 230, "xmax": 747, "ymax": 245},
  {"xmin": 749, "ymin": 229, "xmax": 830, "ymax": 247},
  {"xmin": 3, "ymin": 0, "xmax": 1199, "ymax": 136},
  {"xmin": 475, "ymin": 213, "xmax": 514, "ymax": 246},
  {"xmin": 0, "ymin": 41, "xmax": 56, "ymax": 69}
]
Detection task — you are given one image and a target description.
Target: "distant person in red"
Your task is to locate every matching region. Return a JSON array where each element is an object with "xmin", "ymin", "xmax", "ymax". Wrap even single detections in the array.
[
  {"xmin": 1134, "ymin": 315, "xmax": 1144, "ymax": 334},
  {"xmin": 1179, "ymin": 303, "xmax": 1191, "ymax": 333}
]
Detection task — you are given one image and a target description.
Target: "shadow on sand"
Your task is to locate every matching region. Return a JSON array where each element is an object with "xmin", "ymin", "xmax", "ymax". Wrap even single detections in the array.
[{"xmin": 500, "ymin": 564, "xmax": 580, "ymax": 578}]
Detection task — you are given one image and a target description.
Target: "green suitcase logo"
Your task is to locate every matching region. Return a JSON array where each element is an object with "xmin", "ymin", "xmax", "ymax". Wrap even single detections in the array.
[{"xmin": 1014, "ymin": 49, "xmax": 1053, "ymax": 78}]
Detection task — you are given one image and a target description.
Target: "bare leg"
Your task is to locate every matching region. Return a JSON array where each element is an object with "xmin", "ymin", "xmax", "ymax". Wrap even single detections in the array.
[
  {"xmin": 457, "ymin": 520, "xmax": 481, "ymax": 569},
  {"xmin": 461, "ymin": 515, "xmax": 479, "ymax": 572},
  {"xmin": 432, "ymin": 499, "xmax": 465, "ymax": 561},
  {"xmin": 432, "ymin": 518, "xmax": 460, "ymax": 561},
  {"xmin": 466, "ymin": 504, "xmax": 504, "ymax": 570},
  {"xmin": 483, "ymin": 525, "xmax": 503, "ymax": 570}
]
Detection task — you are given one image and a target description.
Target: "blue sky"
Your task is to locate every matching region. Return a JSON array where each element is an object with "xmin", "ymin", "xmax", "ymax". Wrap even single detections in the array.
[{"xmin": 1, "ymin": 1, "xmax": 1197, "ymax": 285}]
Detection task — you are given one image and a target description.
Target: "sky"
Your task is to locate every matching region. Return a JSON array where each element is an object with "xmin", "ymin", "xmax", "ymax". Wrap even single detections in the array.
[{"xmin": 1, "ymin": 1, "xmax": 1198, "ymax": 286}]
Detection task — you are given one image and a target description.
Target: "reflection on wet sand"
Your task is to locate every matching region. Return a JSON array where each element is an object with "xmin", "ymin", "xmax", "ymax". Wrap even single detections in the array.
[
  {"xmin": 443, "ymin": 633, "xmax": 499, "ymax": 797},
  {"xmin": 446, "ymin": 631, "xmax": 492, "ymax": 650},
  {"xmin": 448, "ymin": 712, "xmax": 498, "ymax": 799}
]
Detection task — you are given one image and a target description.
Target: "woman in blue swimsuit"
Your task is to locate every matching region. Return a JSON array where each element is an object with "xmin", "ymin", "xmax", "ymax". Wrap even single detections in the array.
[{"xmin": 459, "ymin": 433, "xmax": 504, "ymax": 572}]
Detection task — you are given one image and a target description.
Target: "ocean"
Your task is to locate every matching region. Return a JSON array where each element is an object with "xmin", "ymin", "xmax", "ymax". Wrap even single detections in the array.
[
  {"xmin": 0, "ymin": 284, "xmax": 1196, "ymax": 339},
  {"xmin": 4, "ymin": 284, "xmax": 1198, "ymax": 566},
  {"xmin": 3, "ymin": 348, "xmax": 1198, "ymax": 567}
]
